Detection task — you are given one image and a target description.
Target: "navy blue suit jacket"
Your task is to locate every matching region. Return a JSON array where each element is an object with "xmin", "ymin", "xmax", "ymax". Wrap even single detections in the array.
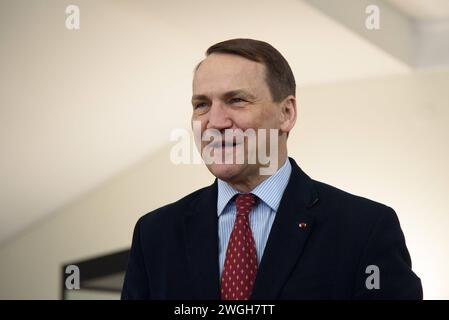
[{"xmin": 121, "ymin": 158, "xmax": 422, "ymax": 299}]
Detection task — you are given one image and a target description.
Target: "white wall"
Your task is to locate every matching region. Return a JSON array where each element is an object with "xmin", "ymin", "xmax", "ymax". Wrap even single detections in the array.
[{"xmin": 0, "ymin": 69, "xmax": 448, "ymax": 299}]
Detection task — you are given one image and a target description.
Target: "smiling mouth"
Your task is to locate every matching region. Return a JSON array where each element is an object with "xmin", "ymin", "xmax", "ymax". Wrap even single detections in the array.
[
  {"xmin": 206, "ymin": 139, "xmax": 239, "ymax": 149},
  {"xmin": 222, "ymin": 141, "xmax": 237, "ymax": 148}
]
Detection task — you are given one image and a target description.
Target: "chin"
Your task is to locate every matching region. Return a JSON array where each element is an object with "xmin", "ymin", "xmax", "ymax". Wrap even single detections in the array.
[{"xmin": 206, "ymin": 163, "xmax": 244, "ymax": 181}]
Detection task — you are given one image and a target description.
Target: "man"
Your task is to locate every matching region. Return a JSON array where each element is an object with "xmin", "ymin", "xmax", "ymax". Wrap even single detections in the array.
[{"xmin": 121, "ymin": 38, "xmax": 422, "ymax": 299}]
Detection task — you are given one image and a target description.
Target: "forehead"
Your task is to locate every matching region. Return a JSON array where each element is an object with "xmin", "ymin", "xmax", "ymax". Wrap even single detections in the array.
[{"xmin": 193, "ymin": 53, "xmax": 268, "ymax": 96}]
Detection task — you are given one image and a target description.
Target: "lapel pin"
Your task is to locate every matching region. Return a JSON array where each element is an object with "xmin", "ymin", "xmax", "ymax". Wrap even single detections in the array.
[{"xmin": 298, "ymin": 222, "xmax": 307, "ymax": 229}]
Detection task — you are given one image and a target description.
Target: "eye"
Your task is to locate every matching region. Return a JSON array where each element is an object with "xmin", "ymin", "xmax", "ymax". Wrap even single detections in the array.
[
  {"xmin": 229, "ymin": 98, "xmax": 245, "ymax": 104},
  {"xmin": 194, "ymin": 102, "xmax": 208, "ymax": 109}
]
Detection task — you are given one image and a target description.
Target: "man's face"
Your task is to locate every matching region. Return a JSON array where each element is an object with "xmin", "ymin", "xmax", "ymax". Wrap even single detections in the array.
[{"xmin": 191, "ymin": 53, "xmax": 285, "ymax": 184}]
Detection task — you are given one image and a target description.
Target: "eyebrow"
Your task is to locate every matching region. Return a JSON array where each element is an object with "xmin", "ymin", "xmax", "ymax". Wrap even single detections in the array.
[{"xmin": 191, "ymin": 89, "xmax": 256, "ymax": 103}]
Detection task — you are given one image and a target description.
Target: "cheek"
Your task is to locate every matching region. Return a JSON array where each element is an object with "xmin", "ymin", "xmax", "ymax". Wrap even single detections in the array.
[
  {"xmin": 230, "ymin": 110, "xmax": 262, "ymax": 130},
  {"xmin": 242, "ymin": 113, "xmax": 275, "ymax": 131},
  {"xmin": 191, "ymin": 117, "xmax": 207, "ymax": 149},
  {"xmin": 262, "ymin": 106, "xmax": 280, "ymax": 126},
  {"xmin": 253, "ymin": 103, "xmax": 278, "ymax": 126},
  {"xmin": 191, "ymin": 115, "xmax": 206, "ymax": 130}
]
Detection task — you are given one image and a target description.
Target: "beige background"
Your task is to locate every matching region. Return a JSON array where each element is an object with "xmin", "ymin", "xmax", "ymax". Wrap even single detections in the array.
[{"xmin": 1, "ymin": 0, "xmax": 448, "ymax": 299}]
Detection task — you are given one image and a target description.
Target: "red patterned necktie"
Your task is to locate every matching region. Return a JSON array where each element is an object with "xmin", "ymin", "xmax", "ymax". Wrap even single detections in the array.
[{"xmin": 221, "ymin": 193, "xmax": 258, "ymax": 300}]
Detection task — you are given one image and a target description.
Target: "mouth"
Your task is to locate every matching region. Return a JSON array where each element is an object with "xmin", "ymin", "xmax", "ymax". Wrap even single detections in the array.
[
  {"xmin": 222, "ymin": 141, "xmax": 238, "ymax": 148},
  {"xmin": 202, "ymin": 137, "xmax": 246, "ymax": 164},
  {"xmin": 207, "ymin": 138, "xmax": 240, "ymax": 149}
]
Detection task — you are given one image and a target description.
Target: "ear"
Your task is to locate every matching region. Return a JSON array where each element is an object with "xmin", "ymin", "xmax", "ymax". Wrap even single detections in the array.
[{"xmin": 279, "ymin": 95, "xmax": 297, "ymax": 135}]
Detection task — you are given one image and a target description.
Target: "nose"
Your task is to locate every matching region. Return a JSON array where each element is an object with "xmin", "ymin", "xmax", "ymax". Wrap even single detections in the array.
[{"xmin": 206, "ymin": 102, "xmax": 233, "ymax": 132}]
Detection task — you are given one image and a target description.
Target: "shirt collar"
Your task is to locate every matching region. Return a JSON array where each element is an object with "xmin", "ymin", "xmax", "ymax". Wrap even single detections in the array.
[{"xmin": 217, "ymin": 158, "xmax": 292, "ymax": 216}]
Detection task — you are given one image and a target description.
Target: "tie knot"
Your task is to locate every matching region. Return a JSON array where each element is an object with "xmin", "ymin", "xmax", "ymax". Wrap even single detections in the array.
[{"xmin": 235, "ymin": 193, "xmax": 257, "ymax": 217}]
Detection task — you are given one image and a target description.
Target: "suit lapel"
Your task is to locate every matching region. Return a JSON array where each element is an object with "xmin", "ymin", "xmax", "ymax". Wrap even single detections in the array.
[
  {"xmin": 183, "ymin": 181, "xmax": 220, "ymax": 299},
  {"xmin": 251, "ymin": 158, "xmax": 319, "ymax": 299}
]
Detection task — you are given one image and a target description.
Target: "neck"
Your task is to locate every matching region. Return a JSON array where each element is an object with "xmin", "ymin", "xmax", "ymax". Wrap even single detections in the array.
[{"xmin": 226, "ymin": 152, "xmax": 287, "ymax": 193}]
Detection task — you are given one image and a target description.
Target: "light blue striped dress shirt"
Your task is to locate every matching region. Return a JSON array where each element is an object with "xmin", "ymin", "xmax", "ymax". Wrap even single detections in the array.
[{"xmin": 217, "ymin": 158, "xmax": 292, "ymax": 278}]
